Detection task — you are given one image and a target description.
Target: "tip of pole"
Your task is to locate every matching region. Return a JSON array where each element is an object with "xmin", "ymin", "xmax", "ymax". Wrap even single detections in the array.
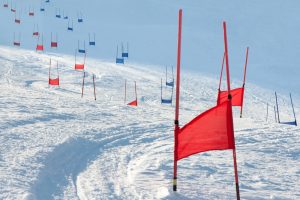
[
  {"xmin": 179, "ymin": 9, "xmax": 182, "ymax": 15},
  {"xmin": 223, "ymin": 21, "xmax": 226, "ymax": 27}
]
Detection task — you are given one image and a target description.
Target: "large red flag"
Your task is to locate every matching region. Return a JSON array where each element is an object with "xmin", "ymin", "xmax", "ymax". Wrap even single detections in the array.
[
  {"xmin": 217, "ymin": 87, "xmax": 244, "ymax": 106},
  {"xmin": 177, "ymin": 100, "xmax": 234, "ymax": 160}
]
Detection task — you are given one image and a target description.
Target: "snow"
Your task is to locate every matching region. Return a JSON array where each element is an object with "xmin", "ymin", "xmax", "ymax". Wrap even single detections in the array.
[
  {"xmin": 0, "ymin": 0, "xmax": 299, "ymax": 199},
  {"xmin": 0, "ymin": 46, "xmax": 299, "ymax": 199}
]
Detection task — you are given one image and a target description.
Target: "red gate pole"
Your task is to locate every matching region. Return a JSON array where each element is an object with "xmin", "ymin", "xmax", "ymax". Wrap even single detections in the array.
[
  {"xmin": 173, "ymin": 9, "xmax": 182, "ymax": 192},
  {"xmin": 240, "ymin": 47, "xmax": 249, "ymax": 118},
  {"xmin": 218, "ymin": 52, "xmax": 225, "ymax": 91},
  {"xmin": 83, "ymin": 52, "xmax": 87, "ymax": 67},
  {"xmin": 93, "ymin": 74, "xmax": 96, "ymax": 100},
  {"xmin": 217, "ymin": 52, "xmax": 225, "ymax": 105},
  {"xmin": 81, "ymin": 71, "xmax": 85, "ymax": 98},
  {"xmin": 48, "ymin": 59, "xmax": 51, "ymax": 86},
  {"xmin": 243, "ymin": 47, "xmax": 249, "ymax": 86},
  {"xmin": 74, "ymin": 50, "xmax": 77, "ymax": 68},
  {"xmin": 223, "ymin": 21, "xmax": 240, "ymax": 200},
  {"xmin": 57, "ymin": 61, "xmax": 60, "ymax": 86}
]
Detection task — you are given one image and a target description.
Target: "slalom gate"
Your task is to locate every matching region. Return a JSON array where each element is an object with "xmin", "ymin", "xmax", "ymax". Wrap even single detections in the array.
[
  {"xmin": 116, "ymin": 45, "xmax": 124, "ymax": 64},
  {"xmin": 217, "ymin": 47, "xmax": 249, "ymax": 118},
  {"xmin": 48, "ymin": 59, "xmax": 60, "ymax": 86},
  {"xmin": 124, "ymin": 80, "xmax": 137, "ymax": 106},
  {"xmin": 81, "ymin": 72, "xmax": 97, "ymax": 100},
  {"xmin": 275, "ymin": 92, "xmax": 297, "ymax": 126},
  {"xmin": 121, "ymin": 42, "xmax": 129, "ymax": 58},
  {"xmin": 172, "ymin": 10, "xmax": 241, "ymax": 200},
  {"xmin": 74, "ymin": 50, "xmax": 86, "ymax": 70}
]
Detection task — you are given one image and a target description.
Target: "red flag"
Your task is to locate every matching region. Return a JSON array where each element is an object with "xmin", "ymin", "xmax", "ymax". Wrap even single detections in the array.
[
  {"xmin": 36, "ymin": 45, "xmax": 44, "ymax": 51},
  {"xmin": 217, "ymin": 87, "xmax": 244, "ymax": 106},
  {"xmin": 127, "ymin": 100, "xmax": 137, "ymax": 106},
  {"xmin": 177, "ymin": 100, "xmax": 234, "ymax": 160},
  {"xmin": 49, "ymin": 78, "xmax": 59, "ymax": 86},
  {"xmin": 51, "ymin": 42, "xmax": 58, "ymax": 48},
  {"xmin": 75, "ymin": 64, "xmax": 84, "ymax": 70}
]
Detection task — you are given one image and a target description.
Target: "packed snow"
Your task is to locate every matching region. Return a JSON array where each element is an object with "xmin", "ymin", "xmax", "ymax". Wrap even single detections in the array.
[
  {"xmin": 0, "ymin": 46, "xmax": 299, "ymax": 199},
  {"xmin": 0, "ymin": 0, "xmax": 299, "ymax": 199}
]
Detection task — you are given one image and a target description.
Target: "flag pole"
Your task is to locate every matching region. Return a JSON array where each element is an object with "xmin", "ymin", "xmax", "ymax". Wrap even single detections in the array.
[
  {"xmin": 218, "ymin": 52, "xmax": 225, "ymax": 91},
  {"xmin": 290, "ymin": 93, "xmax": 297, "ymax": 126},
  {"xmin": 93, "ymin": 74, "xmax": 96, "ymax": 100},
  {"xmin": 173, "ymin": 9, "xmax": 182, "ymax": 192},
  {"xmin": 223, "ymin": 21, "xmax": 240, "ymax": 200},
  {"xmin": 49, "ymin": 58, "xmax": 51, "ymax": 86},
  {"xmin": 124, "ymin": 80, "xmax": 127, "ymax": 104},
  {"xmin": 240, "ymin": 47, "xmax": 249, "ymax": 118},
  {"xmin": 266, "ymin": 102, "xmax": 269, "ymax": 122},
  {"xmin": 161, "ymin": 78, "xmax": 163, "ymax": 103},
  {"xmin": 166, "ymin": 66, "xmax": 168, "ymax": 85},
  {"xmin": 274, "ymin": 106, "xmax": 278, "ymax": 123},
  {"xmin": 275, "ymin": 92, "xmax": 280, "ymax": 123},
  {"xmin": 243, "ymin": 47, "xmax": 249, "ymax": 86},
  {"xmin": 56, "ymin": 61, "xmax": 59, "ymax": 84},
  {"xmin": 135, "ymin": 81, "xmax": 137, "ymax": 106},
  {"xmin": 81, "ymin": 71, "xmax": 85, "ymax": 98},
  {"xmin": 217, "ymin": 52, "xmax": 225, "ymax": 105},
  {"xmin": 74, "ymin": 50, "xmax": 77, "ymax": 68}
]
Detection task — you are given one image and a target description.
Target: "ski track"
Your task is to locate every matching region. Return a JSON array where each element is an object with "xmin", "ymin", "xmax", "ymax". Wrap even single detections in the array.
[{"xmin": 0, "ymin": 47, "xmax": 299, "ymax": 199}]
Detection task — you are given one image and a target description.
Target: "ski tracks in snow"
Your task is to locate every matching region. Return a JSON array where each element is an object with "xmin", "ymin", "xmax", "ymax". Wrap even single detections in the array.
[{"xmin": 0, "ymin": 47, "xmax": 299, "ymax": 199}]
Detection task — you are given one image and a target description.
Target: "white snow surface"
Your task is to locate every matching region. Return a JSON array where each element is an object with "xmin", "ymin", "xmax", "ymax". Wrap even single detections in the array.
[
  {"xmin": 0, "ymin": 1, "xmax": 300, "ymax": 199},
  {"xmin": 0, "ymin": 46, "xmax": 299, "ymax": 200},
  {"xmin": 1, "ymin": 0, "xmax": 300, "ymax": 94}
]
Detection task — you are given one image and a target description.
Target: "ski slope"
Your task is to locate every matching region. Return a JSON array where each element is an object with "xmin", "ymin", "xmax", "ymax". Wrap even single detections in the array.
[{"xmin": 0, "ymin": 46, "xmax": 299, "ymax": 199}]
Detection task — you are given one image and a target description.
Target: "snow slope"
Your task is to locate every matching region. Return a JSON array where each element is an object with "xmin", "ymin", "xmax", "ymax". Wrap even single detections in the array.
[{"xmin": 0, "ymin": 46, "xmax": 299, "ymax": 200}]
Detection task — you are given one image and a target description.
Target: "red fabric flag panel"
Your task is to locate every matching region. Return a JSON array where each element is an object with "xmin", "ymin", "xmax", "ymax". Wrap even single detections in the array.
[
  {"xmin": 49, "ymin": 78, "xmax": 59, "ymax": 86},
  {"xmin": 51, "ymin": 42, "xmax": 58, "ymax": 48},
  {"xmin": 75, "ymin": 64, "xmax": 84, "ymax": 70},
  {"xmin": 177, "ymin": 100, "xmax": 234, "ymax": 160},
  {"xmin": 36, "ymin": 45, "xmax": 44, "ymax": 51},
  {"xmin": 127, "ymin": 100, "xmax": 137, "ymax": 106},
  {"xmin": 217, "ymin": 87, "xmax": 244, "ymax": 106}
]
